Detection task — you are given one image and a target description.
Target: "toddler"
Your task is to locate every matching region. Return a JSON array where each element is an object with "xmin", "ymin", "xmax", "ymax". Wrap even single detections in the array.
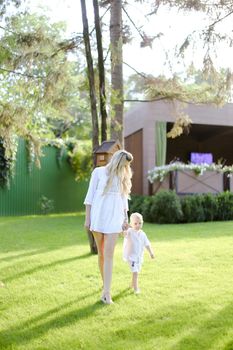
[{"xmin": 123, "ymin": 212, "xmax": 154, "ymax": 294}]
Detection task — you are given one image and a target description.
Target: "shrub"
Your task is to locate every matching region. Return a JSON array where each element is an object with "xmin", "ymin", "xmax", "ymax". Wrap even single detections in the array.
[
  {"xmin": 68, "ymin": 141, "xmax": 92, "ymax": 181},
  {"xmin": 149, "ymin": 190, "xmax": 183, "ymax": 224},
  {"xmin": 215, "ymin": 191, "xmax": 233, "ymax": 221},
  {"xmin": 181, "ymin": 195, "xmax": 205, "ymax": 223},
  {"xmin": 201, "ymin": 193, "xmax": 218, "ymax": 221},
  {"xmin": 38, "ymin": 195, "xmax": 54, "ymax": 215},
  {"xmin": 141, "ymin": 196, "xmax": 155, "ymax": 222},
  {"xmin": 128, "ymin": 191, "xmax": 233, "ymax": 224},
  {"xmin": 129, "ymin": 194, "xmax": 147, "ymax": 215}
]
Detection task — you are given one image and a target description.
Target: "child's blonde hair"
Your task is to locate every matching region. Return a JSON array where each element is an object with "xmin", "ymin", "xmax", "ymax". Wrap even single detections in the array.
[
  {"xmin": 103, "ymin": 150, "xmax": 133, "ymax": 196},
  {"xmin": 130, "ymin": 212, "xmax": 143, "ymax": 223}
]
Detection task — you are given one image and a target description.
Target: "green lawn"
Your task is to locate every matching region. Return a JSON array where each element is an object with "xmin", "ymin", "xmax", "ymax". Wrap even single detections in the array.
[{"xmin": 0, "ymin": 214, "xmax": 233, "ymax": 350}]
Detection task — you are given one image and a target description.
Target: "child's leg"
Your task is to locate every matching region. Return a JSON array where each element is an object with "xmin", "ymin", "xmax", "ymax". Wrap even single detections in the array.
[
  {"xmin": 131, "ymin": 272, "xmax": 134, "ymax": 288},
  {"xmin": 132, "ymin": 272, "xmax": 139, "ymax": 291}
]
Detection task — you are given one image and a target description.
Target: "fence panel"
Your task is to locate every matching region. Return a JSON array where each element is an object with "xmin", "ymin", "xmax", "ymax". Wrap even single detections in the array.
[{"xmin": 0, "ymin": 139, "xmax": 88, "ymax": 215}]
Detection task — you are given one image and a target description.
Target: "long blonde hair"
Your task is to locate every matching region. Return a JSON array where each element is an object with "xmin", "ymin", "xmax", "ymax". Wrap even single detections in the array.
[{"xmin": 103, "ymin": 150, "xmax": 133, "ymax": 196}]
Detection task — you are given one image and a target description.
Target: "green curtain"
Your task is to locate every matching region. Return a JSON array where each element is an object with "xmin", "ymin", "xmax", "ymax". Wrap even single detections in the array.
[{"xmin": 155, "ymin": 121, "xmax": 167, "ymax": 166}]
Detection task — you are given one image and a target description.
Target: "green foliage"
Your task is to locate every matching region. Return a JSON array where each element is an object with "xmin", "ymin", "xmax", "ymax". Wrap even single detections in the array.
[
  {"xmin": 141, "ymin": 196, "xmax": 155, "ymax": 222},
  {"xmin": 138, "ymin": 72, "xmax": 230, "ymax": 106},
  {"xmin": 128, "ymin": 194, "xmax": 147, "ymax": 215},
  {"xmin": 181, "ymin": 194, "xmax": 205, "ymax": 223},
  {"xmin": 149, "ymin": 190, "xmax": 183, "ymax": 224},
  {"xmin": 0, "ymin": 12, "xmax": 91, "ymax": 173},
  {"xmin": 0, "ymin": 137, "xmax": 18, "ymax": 187},
  {"xmin": 129, "ymin": 190, "xmax": 233, "ymax": 224},
  {"xmin": 68, "ymin": 141, "xmax": 92, "ymax": 181},
  {"xmin": 38, "ymin": 195, "xmax": 54, "ymax": 214},
  {"xmin": 215, "ymin": 191, "xmax": 233, "ymax": 221},
  {"xmin": 201, "ymin": 193, "xmax": 218, "ymax": 222},
  {"xmin": 0, "ymin": 139, "xmax": 10, "ymax": 187}
]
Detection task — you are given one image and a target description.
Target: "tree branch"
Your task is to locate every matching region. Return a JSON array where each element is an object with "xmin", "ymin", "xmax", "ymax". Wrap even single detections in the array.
[
  {"xmin": 122, "ymin": 5, "xmax": 144, "ymax": 41},
  {"xmin": 209, "ymin": 9, "xmax": 233, "ymax": 28},
  {"xmin": 0, "ymin": 25, "xmax": 18, "ymax": 35},
  {"xmin": 0, "ymin": 67, "xmax": 45, "ymax": 79},
  {"xmin": 123, "ymin": 61, "xmax": 148, "ymax": 79},
  {"xmin": 124, "ymin": 97, "xmax": 168, "ymax": 102},
  {"xmin": 124, "ymin": 97, "xmax": 208, "ymax": 105}
]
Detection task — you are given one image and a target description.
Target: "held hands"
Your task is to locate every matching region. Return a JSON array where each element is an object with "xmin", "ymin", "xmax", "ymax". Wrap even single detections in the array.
[{"xmin": 122, "ymin": 221, "xmax": 129, "ymax": 231}]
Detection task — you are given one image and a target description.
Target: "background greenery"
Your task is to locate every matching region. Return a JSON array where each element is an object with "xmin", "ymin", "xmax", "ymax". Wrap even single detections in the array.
[
  {"xmin": 129, "ymin": 191, "xmax": 233, "ymax": 224},
  {"xmin": 0, "ymin": 213, "xmax": 233, "ymax": 350}
]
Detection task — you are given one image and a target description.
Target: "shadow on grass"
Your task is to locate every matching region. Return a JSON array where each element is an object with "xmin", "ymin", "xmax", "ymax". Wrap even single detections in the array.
[
  {"xmin": 0, "ymin": 288, "xmax": 129, "ymax": 348},
  {"xmin": 106, "ymin": 300, "xmax": 233, "ymax": 350},
  {"xmin": 0, "ymin": 248, "xmax": 52, "ymax": 263},
  {"xmin": 2, "ymin": 252, "xmax": 92, "ymax": 283},
  {"xmin": 1, "ymin": 287, "xmax": 232, "ymax": 350},
  {"xmin": 168, "ymin": 301, "xmax": 233, "ymax": 350}
]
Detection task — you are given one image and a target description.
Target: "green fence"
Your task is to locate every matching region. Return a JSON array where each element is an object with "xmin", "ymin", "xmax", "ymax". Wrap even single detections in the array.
[{"xmin": 0, "ymin": 139, "xmax": 88, "ymax": 216}]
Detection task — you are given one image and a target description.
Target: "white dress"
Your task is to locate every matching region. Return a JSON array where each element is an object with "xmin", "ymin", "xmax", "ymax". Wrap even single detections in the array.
[{"xmin": 84, "ymin": 166, "xmax": 129, "ymax": 234}]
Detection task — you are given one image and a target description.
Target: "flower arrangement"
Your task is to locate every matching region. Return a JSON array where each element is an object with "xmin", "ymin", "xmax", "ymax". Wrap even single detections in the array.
[{"xmin": 148, "ymin": 162, "xmax": 233, "ymax": 183}]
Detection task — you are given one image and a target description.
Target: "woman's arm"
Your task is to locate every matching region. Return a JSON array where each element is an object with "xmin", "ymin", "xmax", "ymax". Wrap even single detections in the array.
[
  {"xmin": 83, "ymin": 168, "xmax": 99, "ymax": 229},
  {"xmin": 122, "ymin": 209, "xmax": 129, "ymax": 231},
  {"xmin": 84, "ymin": 204, "xmax": 91, "ymax": 229},
  {"xmin": 84, "ymin": 168, "xmax": 99, "ymax": 205}
]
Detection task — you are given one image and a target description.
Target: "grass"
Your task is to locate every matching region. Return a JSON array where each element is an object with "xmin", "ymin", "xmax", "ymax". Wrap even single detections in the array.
[{"xmin": 0, "ymin": 214, "xmax": 233, "ymax": 350}]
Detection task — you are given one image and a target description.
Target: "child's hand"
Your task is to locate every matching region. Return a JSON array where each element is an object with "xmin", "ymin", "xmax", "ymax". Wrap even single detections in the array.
[{"xmin": 150, "ymin": 252, "xmax": 155, "ymax": 259}]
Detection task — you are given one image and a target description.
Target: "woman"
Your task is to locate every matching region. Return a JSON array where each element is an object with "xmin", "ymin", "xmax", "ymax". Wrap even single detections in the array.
[{"xmin": 84, "ymin": 150, "xmax": 133, "ymax": 304}]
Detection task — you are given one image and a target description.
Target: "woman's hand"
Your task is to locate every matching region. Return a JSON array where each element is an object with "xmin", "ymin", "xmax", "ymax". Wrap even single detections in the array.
[
  {"xmin": 84, "ymin": 205, "xmax": 91, "ymax": 230},
  {"xmin": 122, "ymin": 221, "xmax": 129, "ymax": 231},
  {"xmin": 84, "ymin": 217, "xmax": 91, "ymax": 230}
]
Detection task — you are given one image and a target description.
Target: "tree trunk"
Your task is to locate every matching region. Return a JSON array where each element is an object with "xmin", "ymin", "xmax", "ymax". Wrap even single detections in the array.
[
  {"xmin": 86, "ymin": 228, "xmax": 98, "ymax": 255},
  {"xmin": 80, "ymin": 0, "xmax": 99, "ymax": 155},
  {"xmin": 80, "ymin": 0, "xmax": 98, "ymax": 254},
  {"xmin": 110, "ymin": 0, "xmax": 123, "ymax": 144},
  {"xmin": 93, "ymin": 0, "xmax": 108, "ymax": 142}
]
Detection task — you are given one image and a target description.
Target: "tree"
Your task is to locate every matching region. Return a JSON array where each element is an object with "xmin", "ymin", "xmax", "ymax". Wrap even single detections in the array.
[
  {"xmin": 110, "ymin": 0, "xmax": 124, "ymax": 144},
  {"xmin": 0, "ymin": 11, "xmax": 90, "ymax": 184},
  {"xmin": 80, "ymin": 0, "xmax": 99, "ymax": 162},
  {"xmin": 93, "ymin": 0, "xmax": 108, "ymax": 143}
]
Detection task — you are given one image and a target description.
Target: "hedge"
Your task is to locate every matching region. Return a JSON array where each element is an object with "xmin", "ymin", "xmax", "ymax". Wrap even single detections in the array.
[{"xmin": 128, "ymin": 190, "xmax": 233, "ymax": 224}]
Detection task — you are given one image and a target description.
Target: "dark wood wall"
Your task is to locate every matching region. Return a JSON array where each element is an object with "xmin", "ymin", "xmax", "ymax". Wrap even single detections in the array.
[
  {"xmin": 166, "ymin": 123, "xmax": 233, "ymax": 165},
  {"xmin": 125, "ymin": 129, "xmax": 143, "ymax": 194}
]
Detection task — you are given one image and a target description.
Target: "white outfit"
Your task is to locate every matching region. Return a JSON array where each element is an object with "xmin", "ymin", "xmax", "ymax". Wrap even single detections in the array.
[
  {"xmin": 84, "ymin": 166, "xmax": 128, "ymax": 234},
  {"xmin": 123, "ymin": 228, "xmax": 150, "ymax": 272}
]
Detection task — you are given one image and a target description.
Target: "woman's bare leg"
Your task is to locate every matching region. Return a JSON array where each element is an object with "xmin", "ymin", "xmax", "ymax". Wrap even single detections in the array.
[
  {"xmin": 92, "ymin": 231, "xmax": 104, "ymax": 281},
  {"xmin": 103, "ymin": 233, "xmax": 119, "ymax": 303}
]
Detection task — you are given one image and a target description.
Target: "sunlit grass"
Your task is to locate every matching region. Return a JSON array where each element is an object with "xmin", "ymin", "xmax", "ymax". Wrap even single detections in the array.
[{"xmin": 0, "ymin": 214, "xmax": 233, "ymax": 350}]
